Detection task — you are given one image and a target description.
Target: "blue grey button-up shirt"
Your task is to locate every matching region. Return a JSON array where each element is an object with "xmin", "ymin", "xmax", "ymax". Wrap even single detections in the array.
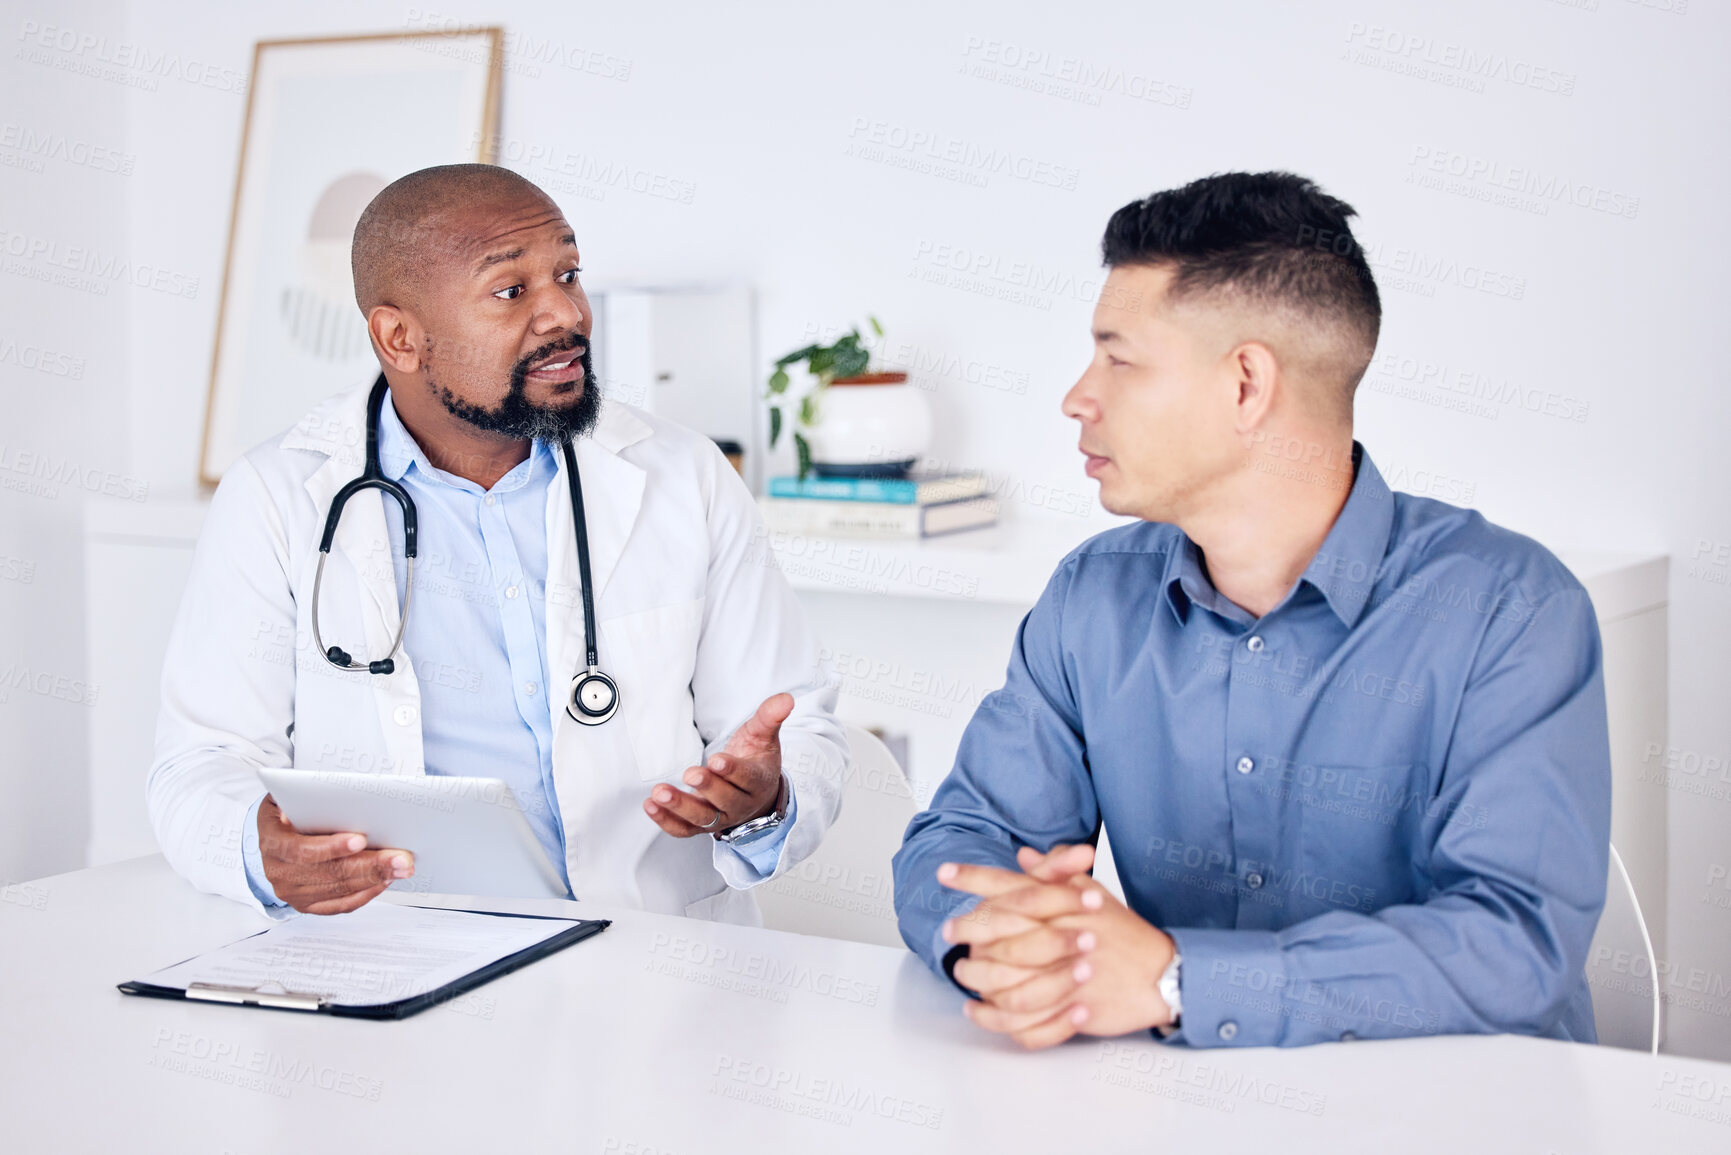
[{"xmin": 893, "ymin": 445, "xmax": 1611, "ymax": 1047}]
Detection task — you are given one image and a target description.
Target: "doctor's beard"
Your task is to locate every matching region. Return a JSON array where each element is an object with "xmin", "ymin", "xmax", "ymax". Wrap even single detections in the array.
[{"xmin": 431, "ymin": 335, "xmax": 603, "ymax": 443}]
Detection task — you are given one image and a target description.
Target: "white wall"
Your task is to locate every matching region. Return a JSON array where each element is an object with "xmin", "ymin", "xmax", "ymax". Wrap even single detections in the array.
[
  {"xmin": 2, "ymin": 0, "xmax": 1726, "ymax": 1057},
  {"xmin": 0, "ymin": 0, "xmax": 131, "ymax": 883}
]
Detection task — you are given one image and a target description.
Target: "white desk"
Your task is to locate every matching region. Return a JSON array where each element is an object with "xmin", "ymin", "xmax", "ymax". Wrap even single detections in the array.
[{"xmin": 3, "ymin": 856, "xmax": 1727, "ymax": 1153}]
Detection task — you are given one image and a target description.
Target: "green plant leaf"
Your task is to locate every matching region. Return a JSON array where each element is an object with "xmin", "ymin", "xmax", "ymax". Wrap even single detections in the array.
[
  {"xmin": 767, "ymin": 367, "xmax": 789, "ymax": 395},
  {"xmin": 798, "ymin": 391, "xmax": 818, "ymax": 427},
  {"xmin": 768, "ymin": 405, "xmax": 782, "ymax": 448},
  {"xmin": 794, "ymin": 432, "xmax": 811, "ymax": 482},
  {"xmin": 868, "ymin": 314, "xmax": 884, "ymax": 338},
  {"xmin": 775, "ymin": 343, "xmax": 821, "ymax": 368},
  {"xmin": 834, "ymin": 344, "xmax": 870, "ymax": 379}
]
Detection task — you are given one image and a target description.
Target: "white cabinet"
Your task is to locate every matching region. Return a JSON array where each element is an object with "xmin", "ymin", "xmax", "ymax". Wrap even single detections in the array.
[{"xmin": 82, "ymin": 497, "xmax": 207, "ymax": 866}]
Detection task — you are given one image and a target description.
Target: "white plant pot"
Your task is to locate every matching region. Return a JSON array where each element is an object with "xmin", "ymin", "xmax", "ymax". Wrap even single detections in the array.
[{"xmin": 804, "ymin": 373, "xmax": 932, "ymax": 476}]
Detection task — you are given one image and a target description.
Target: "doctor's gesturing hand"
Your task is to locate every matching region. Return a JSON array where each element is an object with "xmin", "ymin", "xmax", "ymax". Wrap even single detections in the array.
[
  {"xmin": 255, "ymin": 795, "xmax": 415, "ymax": 914},
  {"xmin": 938, "ymin": 844, "xmax": 1177, "ymax": 1050},
  {"xmin": 643, "ymin": 692, "xmax": 793, "ymax": 838}
]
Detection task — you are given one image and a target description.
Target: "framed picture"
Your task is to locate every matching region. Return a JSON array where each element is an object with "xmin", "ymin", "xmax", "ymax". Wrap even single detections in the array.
[{"xmin": 199, "ymin": 29, "xmax": 503, "ymax": 485}]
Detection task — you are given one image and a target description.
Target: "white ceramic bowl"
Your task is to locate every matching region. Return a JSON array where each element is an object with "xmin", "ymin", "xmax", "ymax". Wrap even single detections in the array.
[{"xmin": 804, "ymin": 373, "xmax": 933, "ymax": 475}]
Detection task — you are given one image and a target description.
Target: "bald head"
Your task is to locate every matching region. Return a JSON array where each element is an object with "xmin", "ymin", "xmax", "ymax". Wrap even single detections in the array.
[{"xmin": 350, "ymin": 163, "xmax": 556, "ymax": 314}]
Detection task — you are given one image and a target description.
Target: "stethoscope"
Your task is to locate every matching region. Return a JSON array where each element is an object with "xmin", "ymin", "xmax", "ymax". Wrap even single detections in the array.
[{"xmin": 310, "ymin": 374, "xmax": 620, "ymax": 726}]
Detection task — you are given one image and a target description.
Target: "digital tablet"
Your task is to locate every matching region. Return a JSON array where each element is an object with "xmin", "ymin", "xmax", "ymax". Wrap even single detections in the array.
[{"xmin": 257, "ymin": 769, "xmax": 569, "ymax": 900}]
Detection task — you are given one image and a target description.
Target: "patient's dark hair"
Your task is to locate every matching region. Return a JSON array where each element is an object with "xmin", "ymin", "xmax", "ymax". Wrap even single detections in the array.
[{"xmin": 1102, "ymin": 172, "xmax": 1381, "ymax": 410}]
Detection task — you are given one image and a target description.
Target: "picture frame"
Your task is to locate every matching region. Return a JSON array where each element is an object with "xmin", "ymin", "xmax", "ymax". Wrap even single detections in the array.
[{"xmin": 198, "ymin": 29, "xmax": 503, "ymax": 485}]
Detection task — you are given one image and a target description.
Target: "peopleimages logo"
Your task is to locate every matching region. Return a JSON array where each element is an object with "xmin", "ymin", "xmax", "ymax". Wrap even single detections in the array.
[
  {"xmin": 14, "ymin": 20, "xmax": 248, "ymax": 94},
  {"xmin": 711, "ymin": 1056, "xmax": 944, "ymax": 1130},
  {"xmin": 1407, "ymin": 145, "xmax": 1640, "ymax": 220},
  {"xmin": 1342, "ymin": 22, "xmax": 1577, "ymax": 95},
  {"xmin": 845, "ymin": 116, "xmax": 1081, "ymax": 191},
  {"xmin": 0, "ymin": 225, "xmax": 200, "ymax": 299},
  {"xmin": 957, "ymin": 37, "xmax": 1194, "ymax": 109},
  {"xmin": 0, "ymin": 443, "xmax": 150, "ymax": 502},
  {"xmin": 0, "ymin": 122, "xmax": 133, "ymax": 174}
]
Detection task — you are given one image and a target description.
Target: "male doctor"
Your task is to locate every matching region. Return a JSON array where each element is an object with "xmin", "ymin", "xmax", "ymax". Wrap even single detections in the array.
[{"xmin": 150, "ymin": 163, "xmax": 845, "ymax": 920}]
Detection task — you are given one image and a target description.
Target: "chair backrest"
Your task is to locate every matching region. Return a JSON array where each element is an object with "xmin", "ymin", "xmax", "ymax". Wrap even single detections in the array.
[
  {"xmin": 1587, "ymin": 843, "xmax": 1661, "ymax": 1053},
  {"xmin": 756, "ymin": 724, "xmax": 918, "ymax": 948}
]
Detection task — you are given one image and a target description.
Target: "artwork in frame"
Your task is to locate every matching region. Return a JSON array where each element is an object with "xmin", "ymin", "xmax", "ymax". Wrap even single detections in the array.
[{"xmin": 199, "ymin": 29, "xmax": 503, "ymax": 485}]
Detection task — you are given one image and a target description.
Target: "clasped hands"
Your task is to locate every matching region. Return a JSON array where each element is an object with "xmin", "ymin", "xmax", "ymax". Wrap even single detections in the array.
[{"xmin": 938, "ymin": 843, "xmax": 1177, "ymax": 1050}]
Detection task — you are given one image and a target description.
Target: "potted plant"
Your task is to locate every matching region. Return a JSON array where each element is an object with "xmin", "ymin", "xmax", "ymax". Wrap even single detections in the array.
[{"xmin": 766, "ymin": 317, "xmax": 932, "ymax": 480}]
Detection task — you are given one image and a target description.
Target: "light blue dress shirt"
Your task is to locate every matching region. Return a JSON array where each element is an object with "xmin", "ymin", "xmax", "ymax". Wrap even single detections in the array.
[
  {"xmin": 893, "ymin": 445, "xmax": 1611, "ymax": 1047},
  {"xmin": 242, "ymin": 393, "xmax": 791, "ymax": 906}
]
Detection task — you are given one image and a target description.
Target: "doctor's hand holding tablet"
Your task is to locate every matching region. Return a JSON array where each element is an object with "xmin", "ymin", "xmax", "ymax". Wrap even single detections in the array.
[
  {"xmin": 252, "ymin": 794, "xmax": 415, "ymax": 915},
  {"xmin": 253, "ymin": 690, "xmax": 799, "ymax": 915}
]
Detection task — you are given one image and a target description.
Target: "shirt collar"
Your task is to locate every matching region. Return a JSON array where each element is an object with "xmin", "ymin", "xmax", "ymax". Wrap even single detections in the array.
[
  {"xmin": 1163, "ymin": 538, "xmax": 1253, "ymax": 628},
  {"xmin": 1161, "ymin": 442, "xmax": 1395, "ymax": 629},
  {"xmin": 376, "ymin": 389, "xmax": 556, "ymax": 494},
  {"xmin": 1301, "ymin": 443, "xmax": 1394, "ymax": 628}
]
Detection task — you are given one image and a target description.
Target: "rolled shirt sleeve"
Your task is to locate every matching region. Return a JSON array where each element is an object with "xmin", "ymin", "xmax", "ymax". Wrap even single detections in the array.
[{"xmin": 240, "ymin": 795, "xmax": 289, "ymax": 910}]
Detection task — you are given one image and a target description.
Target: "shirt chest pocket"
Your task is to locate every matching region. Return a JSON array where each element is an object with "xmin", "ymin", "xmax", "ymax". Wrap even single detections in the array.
[
  {"xmin": 600, "ymin": 597, "xmax": 707, "ymax": 781},
  {"xmin": 1275, "ymin": 758, "xmax": 1431, "ymax": 900}
]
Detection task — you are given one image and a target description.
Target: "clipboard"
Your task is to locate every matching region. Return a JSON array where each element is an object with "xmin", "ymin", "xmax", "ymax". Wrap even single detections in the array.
[{"xmin": 118, "ymin": 906, "xmax": 610, "ymax": 1020}]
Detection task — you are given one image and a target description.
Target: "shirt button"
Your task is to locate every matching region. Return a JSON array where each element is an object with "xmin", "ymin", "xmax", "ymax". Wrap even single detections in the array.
[
  {"xmin": 392, "ymin": 704, "xmax": 417, "ymax": 726},
  {"xmin": 1340, "ymin": 1031, "xmax": 1358, "ymax": 1042},
  {"xmin": 506, "ymin": 586, "xmax": 519, "ymax": 599},
  {"xmin": 1246, "ymin": 635, "xmax": 1265, "ymax": 652},
  {"xmin": 484, "ymin": 494, "xmax": 496, "ymax": 506},
  {"xmin": 1236, "ymin": 756, "xmax": 1254, "ymax": 775},
  {"xmin": 1218, "ymin": 1021, "xmax": 1238, "ymax": 1042},
  {"xmin": 524, "ymin": 682, "xmax": 538, "ymax": 696},
  {"xmin": 1245, "ymin": 872, "xmax": 1264, "ymax": 889}
]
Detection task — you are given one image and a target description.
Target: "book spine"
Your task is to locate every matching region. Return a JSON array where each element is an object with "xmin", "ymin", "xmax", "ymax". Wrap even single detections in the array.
[
  {"xmin": 766, "ymin": 477, "xmax": 917, "ymax": 503},
  {"xmin": 757, "ymin": 498, "xmax": 922, "ymax": 537}
]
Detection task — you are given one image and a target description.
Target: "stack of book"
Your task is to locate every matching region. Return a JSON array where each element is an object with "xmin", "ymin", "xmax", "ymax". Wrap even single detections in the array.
[{"xmin": 757, "ymin": 471, "xmax": 999, "ymax": 539}]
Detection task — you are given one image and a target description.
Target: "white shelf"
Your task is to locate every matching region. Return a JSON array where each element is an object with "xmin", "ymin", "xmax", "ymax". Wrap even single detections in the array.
[
  {"xmin": 767, "ymin": 518, "xmax": 1112, "ymax": 606},
  {"xmin": 771, "ymin": 517, "xmax": 1669, "ymax": 622}
]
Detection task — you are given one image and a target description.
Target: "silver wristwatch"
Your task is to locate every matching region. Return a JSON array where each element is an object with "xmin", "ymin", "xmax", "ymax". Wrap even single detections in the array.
[
  {"xmin": 1157, "ymin": 952, "xmax": 1183, "ymax": 1029},
  {"xmin": 715, "ymin": 775, "xmax": 789, "ymax": 845}
]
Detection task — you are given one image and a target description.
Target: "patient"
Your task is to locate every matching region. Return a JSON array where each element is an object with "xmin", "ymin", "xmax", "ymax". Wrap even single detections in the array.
[{"xmin": 893, "ymin": 171, "xmax": 1611, "ymax": 1049}]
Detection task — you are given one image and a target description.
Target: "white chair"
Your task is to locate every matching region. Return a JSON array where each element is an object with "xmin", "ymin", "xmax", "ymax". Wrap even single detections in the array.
[
  {"xmin": 1587, "ymin": 842, "xmax": 1662, "ymax": 1053},
  {"xmin": 756, "ymin": 724, "xmax": 918, "ymax": 948}
]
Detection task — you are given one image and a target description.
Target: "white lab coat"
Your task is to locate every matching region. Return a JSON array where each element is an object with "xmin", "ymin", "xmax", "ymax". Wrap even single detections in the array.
[{"xmin": 148, "ymin": 382, "xmax": 845, "ymax": 923}]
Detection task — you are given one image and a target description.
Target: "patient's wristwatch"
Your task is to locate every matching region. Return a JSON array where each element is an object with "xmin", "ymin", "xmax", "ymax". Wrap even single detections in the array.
[
  {"xmin": 1155, "ymin": 952, "xmax": 1183, "ymax": 1036},
  {"xmin": 715, "ymin": 775, "xmax": 789, "ymax": 845}
]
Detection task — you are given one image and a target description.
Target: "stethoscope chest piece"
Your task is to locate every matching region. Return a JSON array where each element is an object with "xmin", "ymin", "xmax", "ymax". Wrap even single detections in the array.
[{"xmin": 567, "ymin": 667, "xmax": 619, "ymax": 725}]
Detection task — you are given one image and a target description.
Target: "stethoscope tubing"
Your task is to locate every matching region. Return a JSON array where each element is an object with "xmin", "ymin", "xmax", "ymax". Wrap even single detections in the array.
[{"xmin": 311, "ymin": 374, "xmax": 614, "ymax": 724}]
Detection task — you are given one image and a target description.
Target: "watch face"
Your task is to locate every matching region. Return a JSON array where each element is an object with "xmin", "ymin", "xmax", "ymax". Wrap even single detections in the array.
[{"xmin": 721, "ymin": 814, "xmax": 781, "ymax": 844}]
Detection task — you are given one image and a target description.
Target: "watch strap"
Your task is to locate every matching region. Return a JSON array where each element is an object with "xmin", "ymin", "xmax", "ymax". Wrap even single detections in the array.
[{"xmin": 715, "ymin": 774, "xmax": 788, "ymax": 843}]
